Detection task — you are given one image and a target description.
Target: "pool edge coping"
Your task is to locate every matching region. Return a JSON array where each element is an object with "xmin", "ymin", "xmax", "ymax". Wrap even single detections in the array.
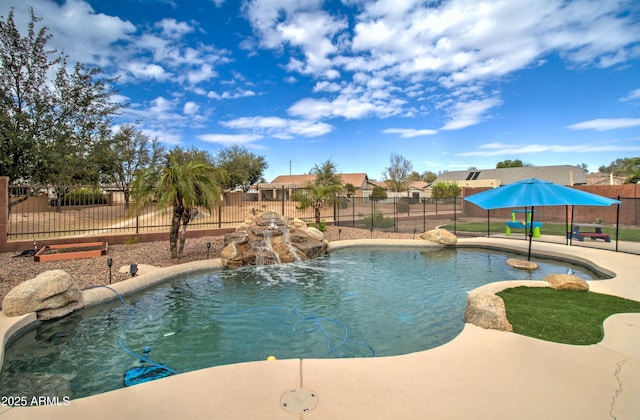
[{"xmin": 0, "ymin": 237, "xmax": 633, "ymax": 408}]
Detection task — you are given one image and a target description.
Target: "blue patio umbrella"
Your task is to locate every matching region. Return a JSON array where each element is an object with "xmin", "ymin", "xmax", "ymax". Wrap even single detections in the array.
[{"xmin": 464, "ymin": 178, "xmax": 620, "ymax": 260}]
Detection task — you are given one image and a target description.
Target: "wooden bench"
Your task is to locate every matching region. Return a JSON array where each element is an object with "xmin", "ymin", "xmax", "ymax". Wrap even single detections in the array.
[
  {"xmin": 574, "ymin": 232, "xmax": 611, "ymax": 242},
  {"xmin": 571, "ymin": 223, "xmax": 611, "ymax": 242}
]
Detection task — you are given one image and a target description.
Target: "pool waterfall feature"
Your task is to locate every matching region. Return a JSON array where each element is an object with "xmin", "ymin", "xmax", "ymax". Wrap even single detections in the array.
[{"xmin": 220, "ymin": 211, "xmax": 327, "ymax": 268}]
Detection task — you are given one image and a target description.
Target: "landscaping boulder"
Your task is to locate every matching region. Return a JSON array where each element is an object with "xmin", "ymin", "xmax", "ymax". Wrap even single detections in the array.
[
  {"xmin": 464, "ymin": 292, "xmax": 513, "ymax": 332},
  {"xmin": 544, "ymin": 274, "xmax": 589, "ymax": 291},
  {"xmin": 506, "ymin": 258, "xmax": 539, "ymax": 271},
  {"xmin": 2, "ymin": 270, "xmax": 83, "ymax": 320},
  {"xmin": 420, "ymin": 228, "xmax": 457, "ymax": 245}
]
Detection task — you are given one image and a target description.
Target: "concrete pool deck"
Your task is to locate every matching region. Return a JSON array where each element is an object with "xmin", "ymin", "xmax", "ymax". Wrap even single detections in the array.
[{"xmin": 1, "ymin": 237, "xmax": 639, "ymax": 419}]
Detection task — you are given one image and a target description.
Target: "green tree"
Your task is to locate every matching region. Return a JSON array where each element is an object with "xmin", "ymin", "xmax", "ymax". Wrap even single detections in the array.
[
  {"xmin": 98, "ymin": 124, "xmax": 164, "ymax": 208},
  {"xmin": 344, "ymin": 182, "xmax": 356, "ymax": 197},
  {"xmin": 408, "ymin": 171, "xmax": 421, "ymax": 181},
  {"xmin": 370, "ymin": 185, "xmax": 387, "ymax": 202},
  {"xmin": 0, "ymin": 8, "xmax": 120, "ymax": 209},
  {"xmin": 293, "ymin": 181, "xmax": 343, "ymax": 228},
  {"xmin": 382, "ymin": 153, "xmax": 412, "ymax": 193},
  {"xmin": 0, "ymin": 8, "xmax": 61, "ymax": 186},
  {"xmin": 411, "ymin": 170, "xmax": 437, "ymax": 183},
  {"xmin": 310, "ymin": 159, "xmax": 342, "ymax": 186},
  {"xmin": 496, "ymin": 159, "xmax": 524, "ymax": 168},
  {"xmin": 214, "ymin": 145, "xmax": 267, "ymax": 191},
  {"xmin": 599, "ymin": 157, "xmax": 640, "ymax": 183},
  {"xmin": 422, "ymin": 171, "xmax": 437, "ymax": 183},
  {"xmin": 132, "ymin": 147, "xmax": 222, "ymax": 259},
  {"xmin": 431, "ymin": 181, "xmax": 461, "ymax": 199}
]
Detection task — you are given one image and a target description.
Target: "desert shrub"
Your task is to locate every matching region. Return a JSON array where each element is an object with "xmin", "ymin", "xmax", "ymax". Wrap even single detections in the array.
[
  {"xmin": 397, "ymin": 201, "xmax": 410, "ymax": 213},
  {"xmin": 362, "ymin": 210, "xmax": 394, "ymax": 228}
]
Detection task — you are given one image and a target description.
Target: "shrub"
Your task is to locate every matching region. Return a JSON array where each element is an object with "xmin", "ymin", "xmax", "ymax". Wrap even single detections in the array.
[
  {"xmin": 362, "ymin": 210, "xmax": 394, "ymax": 228},
  {"xmin": 397, "ymin": 201, "xmax": 410, "ymax": 213},
  {"xmin": 124, "ymin": 236, "xmax": 139, "ymax": 245},
  {"xmin": 50, "ymin": 188, "xmax": 107, "ymax": 206},
  {"xmin": 307, "ymin": 220, "xmax": 327, "ymax": 231}
]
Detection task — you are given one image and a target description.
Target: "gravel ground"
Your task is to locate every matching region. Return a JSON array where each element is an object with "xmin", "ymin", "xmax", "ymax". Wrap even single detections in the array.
[{"xmin": 0, "ymin": 226, "xmax": 419, "ymax": 307}]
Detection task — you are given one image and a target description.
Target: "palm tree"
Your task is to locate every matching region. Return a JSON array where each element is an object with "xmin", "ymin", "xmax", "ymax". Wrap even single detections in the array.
[
  {"xmin": 294, "ymin": 181, "xmax": 343, "ymax": 228},
  {"xmin": 132, "ymin": 150, "xmax": 222, "ymax": 259}
]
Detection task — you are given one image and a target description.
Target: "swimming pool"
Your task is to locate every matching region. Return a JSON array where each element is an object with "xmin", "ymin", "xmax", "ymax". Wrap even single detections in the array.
[{"xmin": 0, "ymin": 247, "xmax": 601, "ymax": 400}]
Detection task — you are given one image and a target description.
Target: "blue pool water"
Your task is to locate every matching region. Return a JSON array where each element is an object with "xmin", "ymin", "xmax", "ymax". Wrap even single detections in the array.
[{"xmin": 0, "ymin": 247, "xmax": 601, "ymax": 400}]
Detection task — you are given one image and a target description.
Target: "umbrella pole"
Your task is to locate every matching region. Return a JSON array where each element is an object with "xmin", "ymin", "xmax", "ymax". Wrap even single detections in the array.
[
  {"xmin": 565, "ymin": 205, "xmax": 568, "ymax": 246},
  {"xmin": 527, "ymin": 206, "xmax": 535, "ymax": 261},
  {"xmin": 570, "ymin": 205, "xmax": 575, "ymax": 246},
  {"xmin": 487, "ymin": 210, "xmax": 490, "ymax": 238}
]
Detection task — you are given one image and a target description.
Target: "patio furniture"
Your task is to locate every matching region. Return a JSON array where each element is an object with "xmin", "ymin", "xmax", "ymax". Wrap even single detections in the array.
[
  {"xmin": 505, "ymin": 210, "xmax": 542, "ymax": 238},
  {"xmin": 571, "ymin": 224, "xmax": 611, "ymax": 242}
]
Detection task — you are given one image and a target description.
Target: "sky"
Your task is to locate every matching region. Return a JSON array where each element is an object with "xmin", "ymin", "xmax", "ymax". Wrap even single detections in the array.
[{"xmin": 2, "ymin": 0, "xmax": 640, "ymax": 182}]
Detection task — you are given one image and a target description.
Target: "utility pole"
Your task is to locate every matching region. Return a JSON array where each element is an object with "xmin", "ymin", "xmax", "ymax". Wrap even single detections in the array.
[{"xmin": 289, "ymin": 161, "xmax": 292, "ymax": 176}]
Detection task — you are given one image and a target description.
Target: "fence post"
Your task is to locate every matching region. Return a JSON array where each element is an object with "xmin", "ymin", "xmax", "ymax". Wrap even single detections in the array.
[
  {"xmin": 423, "ymin": 198, "xmax": 426, "ymax": 232},
  {"xmin": 0, "ymin": 177, "xmax": 8, "ymax": 252},
  {"xmin": 281, "ymin": 187, "xmax": 285, "ymax": 216},
  {"xmin": 352, "ymin": 197, "xmax": 355, "ymax": 227},
  {"xmin": 453, "ymin": 197, "xmax": 457, "ymax": 234},
  {"xmin": 394, "ymin": 197, "xmax": 398, "ymax": 233},
  {"xmin": 615, "ymin": 195, "xmax": 620, "ymax": 252},
  {"xmin": 370, "ymin": 197, "xmax": 374, "ymax": 234},
  {"xmin": 333, "ymin": 199, "xmax": 337, "ymax": 225}
]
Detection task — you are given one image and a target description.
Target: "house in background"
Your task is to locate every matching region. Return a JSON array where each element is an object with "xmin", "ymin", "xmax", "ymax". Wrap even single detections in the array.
[
  {"xmin": 586, "ymin": 172, "xmax": 627, "ymax": 185},
  {"xmin": 433, "ymin": 165, "xmax": 587, "ymax": 188},
  {"xmin": 257, "ymin": 173, "xmax": 369, "ymax": 200},
  {"xmin": 360, "ymin": 179, "xmax": 431, "ymax": 201}
]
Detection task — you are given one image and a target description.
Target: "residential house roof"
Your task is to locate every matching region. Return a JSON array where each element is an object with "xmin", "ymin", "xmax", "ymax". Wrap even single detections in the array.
[
  {"xmin": 434, "ymin": 165, "xmax": 587, "ymax": 186},
  {"xmin": 262, "ymin": 173, "xmax": 369, "ymax": 189}
]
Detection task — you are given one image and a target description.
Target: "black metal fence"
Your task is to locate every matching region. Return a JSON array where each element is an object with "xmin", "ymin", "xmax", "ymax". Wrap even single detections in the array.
[
  {"xmin": 333, "ymin": 196, "xmax": 461, "ymax": 234},
  {"xmin": 5, "ymin": 185, "xmax": 462, "ymax": 241},
  {"xmin": 5, "ymin": 184, "xmax": 639, "ymax": 256}
]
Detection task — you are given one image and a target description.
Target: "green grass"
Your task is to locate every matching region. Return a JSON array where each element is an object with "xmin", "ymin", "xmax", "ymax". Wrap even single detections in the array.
[
  {"xmin": 441, "ymin": 221, "xmax": 640, "ymax": 242},
  {"xmin": 496, "ymin": 287, "xmax": 640, "ymax": 345}
]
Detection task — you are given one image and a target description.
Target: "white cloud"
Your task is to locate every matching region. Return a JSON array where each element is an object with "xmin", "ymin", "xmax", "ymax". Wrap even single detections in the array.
[
  {"xmin": 383, "ymin": 128, "xmax": 438, "ymax": 138},
  {"xmin": 155, "ymin": 18, "xmax": 195, "ymax": 39},
  {"xmin": 125, "ymin": 62, "xmax": 171, "ymax": 82},
  {"xmin": 207, "ymin": 89, "xmax": 256, "ymax": 100},
  {"xmin": 149, "ymin": 96, "xmax": 176, "ymax": 114},
  {"xmin": 183, "ymin": 102, "xmax": 200, "ymax": 115},
  {"xmin": 440, "ymin": 97, "xmax": 503, "ymax": 130},
  {"xmin": 621, "ymin": 88, "xmax": 640, "ymax": 103},
  {"xmin": 242, "ymin": 0, "xmax": 640, "ymax": 131},
  {"xmin": 457, "ymin": 142, "xmax": 640, "ymax": 157},
  {"xmin": 141, "ymin": 128, "xmax": 182, "ymax": 145},
  {"xmin": 197, "ymin": 133, "xmax": 263, "ymax": 146},
  {"xmin": 567, "ymin": 118, "xmax": 640, "ymax": 131},
  {"xmin": 186, "ymin": 63, "xmax": 217, "ymax": 85},
  {"xmin": 220, "ymin": 116, "xmax": 333, "ymax": 138}
]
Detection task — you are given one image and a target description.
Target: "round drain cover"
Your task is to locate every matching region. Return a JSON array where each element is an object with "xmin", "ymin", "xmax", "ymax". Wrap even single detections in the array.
[{"xmin": 280, "ymin": 388, "xmax": 318, "ymax": 413}]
